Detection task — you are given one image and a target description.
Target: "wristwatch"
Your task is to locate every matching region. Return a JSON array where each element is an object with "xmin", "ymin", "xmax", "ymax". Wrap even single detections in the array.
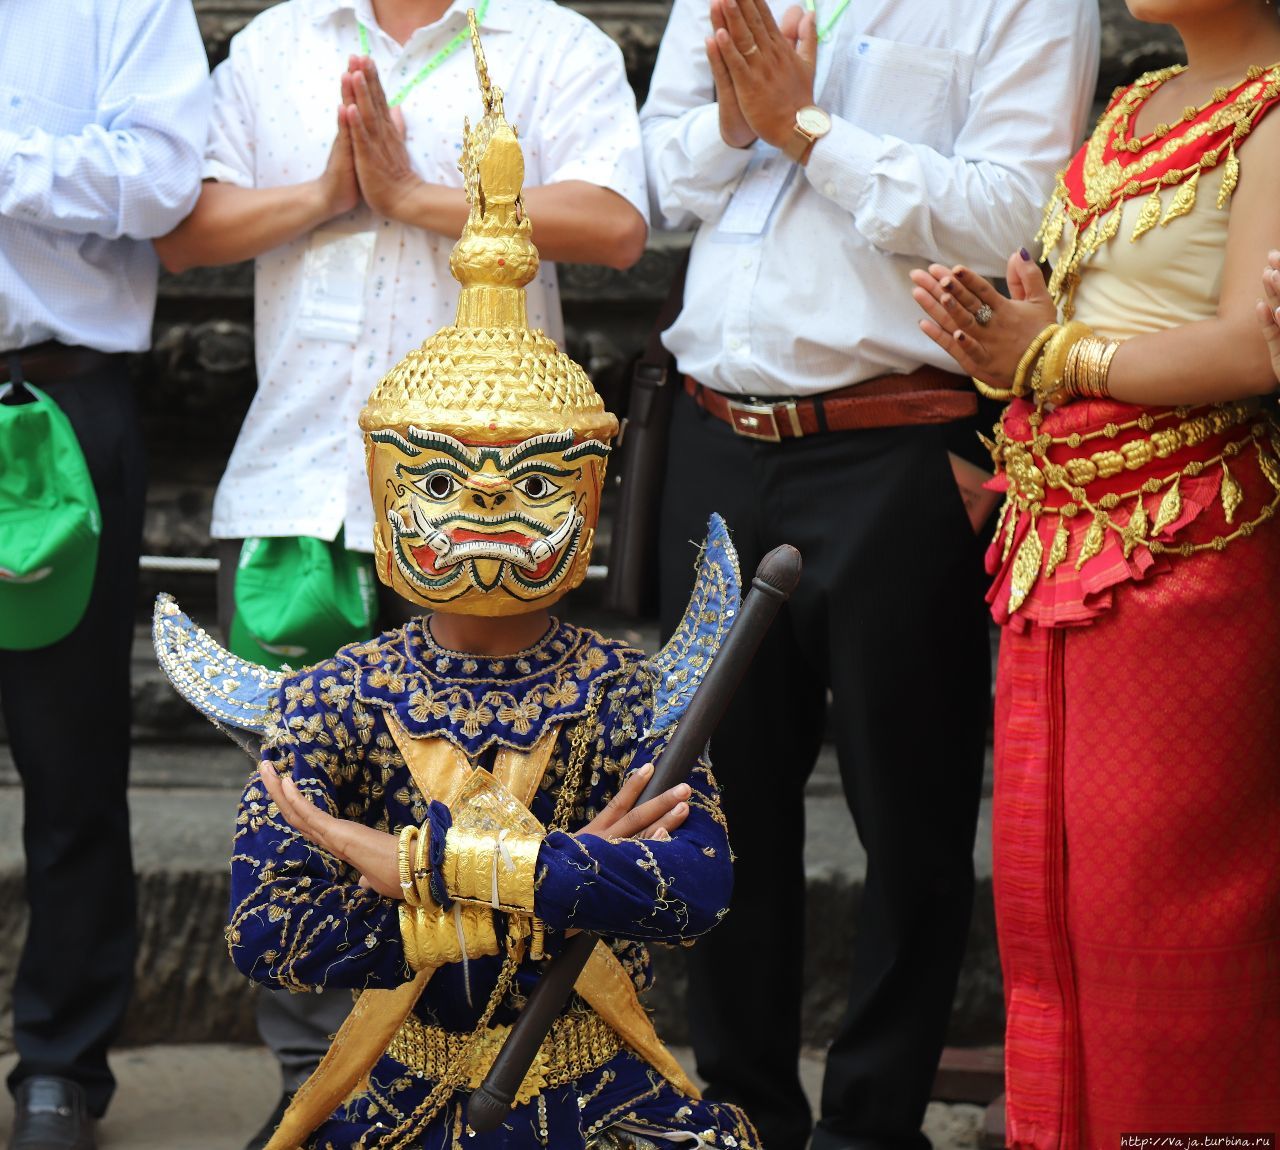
[{"xmin": 788, "ymin": 104, "xmax": 831, "ymax": 165}]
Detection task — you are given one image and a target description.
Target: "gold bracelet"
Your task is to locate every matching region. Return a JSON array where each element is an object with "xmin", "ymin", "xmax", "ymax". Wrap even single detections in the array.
[
  {"xmin": 398, "ymin": 824, "xmax": 422, "ymax": 908},
  {"xmin": 1012, "ymin": 322, "xmax": 1061, "ymax": 397},
  {"xmin": 973, "ymin": 376, "xmax": 1017, "ymax": 401},
  {"xmin": 1038, "ymin": 320, "xmax": 1093, "ymax": 396},
  {"xmin": 1062, "ymin": 337, "xmax": 1120, "ymax": 401},
  {"xmin": 413, "ymin": 821, "xmax": 433, "ymax": 908}
]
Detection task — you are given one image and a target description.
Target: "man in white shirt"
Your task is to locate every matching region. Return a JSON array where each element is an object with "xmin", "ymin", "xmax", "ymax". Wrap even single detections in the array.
[
  {"xmin": 641, "ymin": 1, "xmax": 1099, "ymax": 1146},
  {"xmin": 155, "ymin": 1, "xmax": 647, "ymax": 1143},
  {"xmin": 0, "ymin": 2, "xmax": 209, "ymax": 1148}
]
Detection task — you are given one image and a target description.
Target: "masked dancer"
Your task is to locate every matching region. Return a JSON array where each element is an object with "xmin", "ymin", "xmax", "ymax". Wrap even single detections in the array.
[{"xmin": 155, "ymin": 18, "xmax": 758, "ymax": 1150}]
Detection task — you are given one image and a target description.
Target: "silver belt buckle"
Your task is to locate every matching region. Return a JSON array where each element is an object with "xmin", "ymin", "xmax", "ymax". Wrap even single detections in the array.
[{"xmin": 725, "ymin": 398, "xmax": 799, "ymax": 442}]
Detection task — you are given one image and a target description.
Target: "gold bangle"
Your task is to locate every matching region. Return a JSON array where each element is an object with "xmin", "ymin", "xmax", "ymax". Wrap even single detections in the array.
[
  {"xmin": 1062, "ymin": 337, "xmax": 1120, "ymax": 401},
  {"xmin": 398, "ymin": 824, "xmax": 422, "ymax": 908},
  {"xmin": 1038, "ymin": 320, "xmax": 1093, "ymax": 396},
  {"xmin": 413, "ymin": 821, "xmax": 433, "ymax": 908},
  {"xmin": 1012, "ymin": 322, "xmax": 1060, "ymax": 397},
  {"xmin": 973, "ymin": 376, "xmax": 1017, "ymax": 401}
]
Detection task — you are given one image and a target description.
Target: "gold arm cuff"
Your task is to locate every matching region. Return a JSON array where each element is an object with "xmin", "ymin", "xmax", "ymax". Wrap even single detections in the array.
[
  {"xmin": 442, "ymin": 828, "xmax": 542, "ymax": 914},
  {"xmin": 397, "ymin": 824, "xmax": 422, "ymax": 909},
  {"xmin": 1038, "ymin": 320, "xmax": 1094, "ymax": 398},
  {"xmin": 399, "ymin": 901, "xmax": 499, "ymax": 971},
  {"xmin": 1012, "ymin": 322, "xmax": 1061, "ymax": 398}
]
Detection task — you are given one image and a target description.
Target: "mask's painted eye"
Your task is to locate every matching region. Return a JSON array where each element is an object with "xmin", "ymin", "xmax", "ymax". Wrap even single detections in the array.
[
  {"xmin": 418, "ymin": 471, "xmax": 459, "ymax": 500},
  {"xmin": 514, "ymin": 474, "xmax": 560, "ymax": 500}
]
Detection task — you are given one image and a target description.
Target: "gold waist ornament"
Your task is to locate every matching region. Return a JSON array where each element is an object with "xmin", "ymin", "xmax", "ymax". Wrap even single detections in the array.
[{"xmin": 385, "ymin": 1008, "xmax": 622, "ymax": 1105}]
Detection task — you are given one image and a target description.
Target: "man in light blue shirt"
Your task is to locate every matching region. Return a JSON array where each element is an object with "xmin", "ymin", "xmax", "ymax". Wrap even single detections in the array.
[{"xmin": 0, "ymin": 3, "xmax": 208, "ymax": 1147}]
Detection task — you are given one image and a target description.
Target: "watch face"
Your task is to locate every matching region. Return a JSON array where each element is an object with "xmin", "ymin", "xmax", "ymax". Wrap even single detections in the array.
[{"xmin": 796, "ymin": 106, "xmax": 831, "ymax": 136}]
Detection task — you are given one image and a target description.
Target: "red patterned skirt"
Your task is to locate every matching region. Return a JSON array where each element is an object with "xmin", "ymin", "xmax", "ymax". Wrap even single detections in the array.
[{"xmin": 987, "ymin": 398, "xmax": 1280, "ymax": 1145}]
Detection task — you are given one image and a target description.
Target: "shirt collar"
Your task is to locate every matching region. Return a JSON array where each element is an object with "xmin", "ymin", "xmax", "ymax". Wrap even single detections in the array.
[{"xmin": 302, "ymin": 0, "xmax": 516, "ymax": 36}]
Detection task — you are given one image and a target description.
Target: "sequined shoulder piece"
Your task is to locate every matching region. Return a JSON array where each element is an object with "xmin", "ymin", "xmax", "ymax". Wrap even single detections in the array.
[
  {"xmin": 152, "ymin": 593, "xmax": 284, "ymax": 750},
  {"xmin": 647, "ymin": 513, "xmax": 741, "ymax": 737}
]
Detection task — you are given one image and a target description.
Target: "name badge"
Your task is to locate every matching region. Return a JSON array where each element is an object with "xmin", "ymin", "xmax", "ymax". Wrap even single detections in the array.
[
  {"xmin": 295, "ymin": 228, "xmax": 377, "ymax": 342},
  {"xmin": 714, "ymin": 149, "xmax": 795, "ymax": 239}
]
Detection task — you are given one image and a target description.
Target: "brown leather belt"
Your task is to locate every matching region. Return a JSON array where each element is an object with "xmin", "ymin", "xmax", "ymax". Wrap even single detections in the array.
[
  {"xmin": 3, "ymin": 341, "xmax": 120, "ymax": 385},
  {"xmin": 684, "ymin": 367, "xmax": 977, "ymax": 441}
]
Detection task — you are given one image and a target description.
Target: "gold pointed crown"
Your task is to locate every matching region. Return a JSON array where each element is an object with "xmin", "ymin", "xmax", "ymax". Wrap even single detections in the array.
[{"xmin": 359, "ymin": 11, "xmax": 617, "ymax": 445}]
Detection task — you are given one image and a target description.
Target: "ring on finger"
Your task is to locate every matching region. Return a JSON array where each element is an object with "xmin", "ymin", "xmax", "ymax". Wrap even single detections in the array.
[
  {"xmin": 974, "ymin": 303, "xmax": 994, "ymax": 327},
  {"xmin": 742, "ymin": 42, "xmax": 759, "ymax": 55}
]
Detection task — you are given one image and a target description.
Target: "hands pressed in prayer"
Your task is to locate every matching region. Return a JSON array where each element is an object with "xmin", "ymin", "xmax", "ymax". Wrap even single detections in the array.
[
  {"xmin": 317, "ymin": 104, "xmax": 362, "ymax": 218},
  {"xmin": 706, "ymin": 0, "xmax": 816, "ymax": 151},
  {"xmin": 1259, "ymin": 250, "xmax": 1280, "ymax": 384},
  {"xmin": 910, "ymin": 251, "xmax": 1058, "ymax": 391},
  {"xmin": 342, "ymin": 56, "xmax": 420, "ymax": 222},
  {"xmin": 257, "ymin": 760, "xmax": 692, "ymax": 902}
]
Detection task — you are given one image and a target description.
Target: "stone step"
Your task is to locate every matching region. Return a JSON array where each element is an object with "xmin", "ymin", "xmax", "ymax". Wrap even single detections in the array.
[{"xmin": 0, "ymin": 732, "xmax": 1000, "ymax": 1056}]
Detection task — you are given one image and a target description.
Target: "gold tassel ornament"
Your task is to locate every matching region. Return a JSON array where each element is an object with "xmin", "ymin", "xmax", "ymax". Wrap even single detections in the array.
[
  {"xmin": 1075, "ymin": 511, "xmax": 1106, "ymax": 570},
  {"xmin": 1044, "ymin": 519, "xmax": 1070, "ymax": 579},
  {"xmin": 1160, "ymin": 168, "xmax": 1199, "ymax": 226},
  {"xmin": 1120, "ymin": 497, "xmax": 1149, "ymax": 559},
  {"xmin": 1220, "ymin": 461, "xmax": 1244, "ymax": 524},
  {"xmin": 1131, "ymin": 187, "xmax": 1163, "ymax": 242},
  {"xmin": 1007, "ymin": 519, "xmax": 1044, "ymax": 614},
  {"xmin": 1216, "ymin": 143, "xmax": 1239, "ymax": 209},
  {"xmin": 1151, "ymin": 476, "xmax": 1183, "ymax": 537}
]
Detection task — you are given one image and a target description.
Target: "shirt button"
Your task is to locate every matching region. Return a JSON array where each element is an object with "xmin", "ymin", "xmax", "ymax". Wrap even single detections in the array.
[
  {"xmin": 728, "ymin": 337, "xmax": 742, "ymax": 351},
  {"xmin": 741, "ymin": 256, "xmax": 753, "ymax": 270},
  {"xmin": 824, "ymin": 181, "xmax": 837, "ymax": 197}
]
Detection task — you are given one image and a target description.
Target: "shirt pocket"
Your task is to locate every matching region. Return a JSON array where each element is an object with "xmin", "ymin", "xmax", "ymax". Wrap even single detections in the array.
[
  {"xmin": 0, "ymin": 87, "xmax": 99, "ymax": 138},
  {"xmin": 823, "ymin": 35, "xmax": 972, "ymax": 154}
]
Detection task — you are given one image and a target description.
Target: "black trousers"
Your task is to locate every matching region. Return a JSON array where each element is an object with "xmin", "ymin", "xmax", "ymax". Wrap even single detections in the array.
[
  {"xmin": 659, "ymin": 392, "xmax": 989, "ymax": 1150},
  {"xmin": 0, "ymin": 363, "xmax": 144, "ymax": 1116}
]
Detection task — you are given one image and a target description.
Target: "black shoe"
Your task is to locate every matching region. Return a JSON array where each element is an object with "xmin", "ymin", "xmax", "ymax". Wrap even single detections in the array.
[
  {"xmin": 8, "ymin": 1077, "xmax": 97, "ymax": 1150},
  {"xmin": 243, "ymin": 1090, "xmax": 296, "ymax": 1150}
]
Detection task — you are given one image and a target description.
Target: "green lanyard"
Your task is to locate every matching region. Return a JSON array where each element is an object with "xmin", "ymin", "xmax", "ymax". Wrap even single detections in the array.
[
  {"xmin": 803, "ymin": 0, "xmax": 850, "ymax": 44},
  {"xmin": 356, "ymin": 0, "xmax": 491, "ymax": 107}
]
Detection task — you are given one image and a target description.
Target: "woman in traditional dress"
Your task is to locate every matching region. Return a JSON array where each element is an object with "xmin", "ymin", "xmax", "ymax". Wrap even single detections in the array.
[{"xmin": 909, "ymin": 2, "xmax": 1280, "ymax": 1143}]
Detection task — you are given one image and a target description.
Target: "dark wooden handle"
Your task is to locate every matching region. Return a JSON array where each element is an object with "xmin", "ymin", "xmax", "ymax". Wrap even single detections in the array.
[{"xmin": 467, "ymin": 544, "xmax": 802, "ymax": 1132}]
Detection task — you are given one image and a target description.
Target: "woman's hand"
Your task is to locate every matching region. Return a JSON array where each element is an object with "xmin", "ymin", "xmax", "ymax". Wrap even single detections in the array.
[
  {"xmin": 1258, "ymin": 250, "xmax": 1280, "ymax": 386},
  {"xmin": 257, "ymin": 764, "xmax": 401, "ymax": 898},
  {"xmin": 910, "ymin": 250, "xmax": 1057, "ymax": 390},
  {"xmin": 579, "ymin": 763, "xmax": 692, "ymax": 843}
]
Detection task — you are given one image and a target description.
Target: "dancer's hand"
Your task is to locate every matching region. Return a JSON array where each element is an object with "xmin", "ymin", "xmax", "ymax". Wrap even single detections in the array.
[
  {"xmin": 258, "ymin": 763, "xmax": 401, "ymax": 898},
  {"xmin": 579, "ymin": 763, "xmax": 691, "ymax": 843},
  {"xmin": 1257, "ymin": 250, "xmax": 1280, "ymax": 385},
  {"xmin": 910, "ymin": 250, "xmax": 1057, "ymax": 390}
]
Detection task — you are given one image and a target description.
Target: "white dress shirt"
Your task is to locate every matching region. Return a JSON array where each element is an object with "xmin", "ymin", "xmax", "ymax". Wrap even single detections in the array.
[
  {"xmin": 0, "ymin": 0, "xmax": 209, "ymax": 354},
  {"xmin": 641, "ymin": 0, "xmax": 1100, "ymax": 396},
  {"xmin": 207, "ymin": 0, "xmax": 648, "ymax": 551}
]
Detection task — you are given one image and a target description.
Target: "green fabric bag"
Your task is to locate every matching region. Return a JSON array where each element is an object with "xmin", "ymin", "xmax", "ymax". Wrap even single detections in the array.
[
  {"xmin": 0, "ymin": 383, "xmax": 101, "ymax": 650},
  {"xmin": 229, "ymin": 535, "xmax": 378, "ymax": 670}
]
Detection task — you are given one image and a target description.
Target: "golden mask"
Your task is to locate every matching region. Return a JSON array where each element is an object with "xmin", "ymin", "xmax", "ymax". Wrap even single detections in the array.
[{"xmin": 359, "ymin": 11, "xmax": 617, "ymax": 616}]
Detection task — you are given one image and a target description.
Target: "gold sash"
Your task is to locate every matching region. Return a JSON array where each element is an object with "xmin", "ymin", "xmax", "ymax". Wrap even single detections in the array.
[{"xmin": 263, "ymin": 718, "xmax": 696, "ymax": 1150}]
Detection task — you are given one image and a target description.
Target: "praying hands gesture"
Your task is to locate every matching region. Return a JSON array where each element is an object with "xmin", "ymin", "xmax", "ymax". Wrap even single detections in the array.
[
  {"xmin": 341, "ymin": 56, "xmax": 421, "ymax": 223},
  {"xmin": 1259, "ymin": 250, "xmax": 1280, "ymax": 385},
  {"xmin": 257, "ymin": 759, "xmax": 692, "ymax": 902},
  {"xmin": 706, "ymin": 0, "xmax": 817, "ymax": 152},
  {"xmin": 909, "ymin": 250, "xmax": 1059, "ymax": 391}
]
